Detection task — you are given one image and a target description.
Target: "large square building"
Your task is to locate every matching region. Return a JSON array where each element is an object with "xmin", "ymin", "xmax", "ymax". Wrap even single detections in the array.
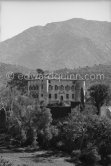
[{"xmin": 28, "ymin": 78, "xmax": 85, "ymax": 105}]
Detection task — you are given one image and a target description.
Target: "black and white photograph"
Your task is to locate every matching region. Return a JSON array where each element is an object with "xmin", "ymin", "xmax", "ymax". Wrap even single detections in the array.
[{"xmin": 0, "ymin": 0, "xmax": 111, "ymax": 166}]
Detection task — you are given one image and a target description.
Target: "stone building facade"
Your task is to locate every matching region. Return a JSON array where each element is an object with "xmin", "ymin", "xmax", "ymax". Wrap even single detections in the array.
[{"xmin": 28, "ymin": 79, "xmax": 85, "ymax": 105}]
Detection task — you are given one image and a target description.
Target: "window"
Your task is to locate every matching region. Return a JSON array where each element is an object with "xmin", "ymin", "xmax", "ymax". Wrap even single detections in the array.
[
  {"xmin": 29, "ymin": 85, "xmax": 32, "ymax": 90},
  {"xmin": 49, "ymin": 85, "xmax": 53, "ymax": 90},
  {"xmin": 49, "ymin": 80, "xmax": 51, "ymax": 83},
  {"xmin": 60, "ymin": 96, "xmax": 63, "ymax": 101},
  {"xmin": 65, "ymin": 85, "xmax": 70, "ymax": 91},
  {"xmin": 49, "ymin": 94, "xmax": 51, "ymax": 99},
  {"xmin": 55, "ymin": 85, "xmax": 58, "ymax": 90},
  {"xmin": 72, "ymin": 94, "xmax": 74, "ymax": 99},
  {"xmin": 34, "ymin": 93, "xmax": 38, "ymax": 98},
  {"xmin": 31, "ymin": 85, "xmax": 34, "ymax": 90},
  {"xmin": 36, "ymin": 85, "xmax": 39, "ymax": 90},
  {"xmin": 41, "ymin": 84, "xmax": 43, "ymax": 89},
  {"xmin": 41, "ymin": 94, "xmax": 43, "ymax": 97},
  {"xmin": 33, "ymin": 85, "xmax": 36, "ymax": 90},
  {"xmin": 71, "ymin": 85, "xmax": 75, "ymax": 91},
  {"xmin": 60, "ymin": 85, "xmax": 64, "ymax": 91},
  {"xmin": 31, "ymin": 92, "xmax": 38, "ymax": 98},
  {"xmin": 55, "ymin": 94, "xmax": 57, "ymax": 99},
  {"xmin": 66, "ymin": 94, "xmax": 69, "ymax": 99}
]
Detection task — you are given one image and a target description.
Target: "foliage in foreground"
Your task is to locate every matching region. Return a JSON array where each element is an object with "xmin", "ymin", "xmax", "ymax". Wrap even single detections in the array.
[
  {"xmin": 0, "ymin": 156, "xmax": 28, "ymax": 166},
  {"xmin": 55, "ymin": 109, "xmax": 111, "ymax": 166},
  {"xmin": 1, "ymin": 82, "xmax": 111, "ymax": 166},
  {"xmin": 88, "ymin": 84, "xmax": 110, "ymax": 115}
]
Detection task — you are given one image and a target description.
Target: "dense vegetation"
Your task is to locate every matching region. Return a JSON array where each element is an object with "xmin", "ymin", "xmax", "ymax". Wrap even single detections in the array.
[{"xmin": 0, "ymin": 73, "xmax": 111, "ymax": 166}]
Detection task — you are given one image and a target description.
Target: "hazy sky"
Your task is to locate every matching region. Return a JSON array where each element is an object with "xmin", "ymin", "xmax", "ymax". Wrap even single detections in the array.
[{"xmin": 1, "ymin": 0, "xmax": 111, "ymax": 41}]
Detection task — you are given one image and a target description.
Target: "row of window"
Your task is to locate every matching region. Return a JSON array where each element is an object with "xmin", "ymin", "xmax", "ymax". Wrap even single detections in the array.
[
  {"xmin": 30, "ymin": 92, "xmax": 44, "ymax": 98},
  {"xmin": 29, "ymin": 84, "xmax": 43, "ymax": 90},
  {"xmin": 30, "ymin": 92, "xmax": 74, "ymax": 100},
  {"xmin": 29, "ymin": 84, "xmax": 75, "ymax": 91},
  {"xmin": 49, "ymin": 85, "xmax": 75, "ymax": 91},
  {"xmin": 49, "ymin": 93, "xmax": 74, "ymax": 100}
]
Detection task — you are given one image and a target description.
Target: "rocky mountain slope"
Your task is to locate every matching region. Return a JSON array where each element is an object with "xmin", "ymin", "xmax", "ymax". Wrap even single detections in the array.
[{"xmin": 0, "ymin": 18, "xmax": 111, "ymax": 70}]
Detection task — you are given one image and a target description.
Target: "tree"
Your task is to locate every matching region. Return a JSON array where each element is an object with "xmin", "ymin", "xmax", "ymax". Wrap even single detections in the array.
[
  {"xmin": 0, "ymin": 86, "xmax": 20, "ymax": 113},
  {"xmin": 88, "ymin": 84, "xmax": 110, "ymax": 115},
  {"xmin": 0, "ymin": 107, "xmax": 7, "ymax": 132},
  {"xmin": 80, "ymin": 87, "xmax": 85, "ymax": 112},
  {"xmin": 36, "ymin": 69, "xmax": 44, "ymax": 75},
  {"xmin": 7, "ymin": 72, "xmax": 28, "ymax": 94}
]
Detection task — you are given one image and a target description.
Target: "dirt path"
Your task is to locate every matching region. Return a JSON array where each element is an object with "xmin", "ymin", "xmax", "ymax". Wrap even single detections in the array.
[{"xmin": 0, "ymin": 150, "xmax": 75, "ymax": 166}]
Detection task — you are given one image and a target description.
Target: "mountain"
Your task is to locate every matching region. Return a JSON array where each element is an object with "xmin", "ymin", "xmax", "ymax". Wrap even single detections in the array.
[{"xmin": 0, "ymin": 18, "xmax": 111, "ymax": 70}]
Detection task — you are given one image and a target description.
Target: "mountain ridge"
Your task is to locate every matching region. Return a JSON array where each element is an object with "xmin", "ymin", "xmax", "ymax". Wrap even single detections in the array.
[{"xmin": 0, "ymin": 18, "xmax": 111, "ymax": 70}]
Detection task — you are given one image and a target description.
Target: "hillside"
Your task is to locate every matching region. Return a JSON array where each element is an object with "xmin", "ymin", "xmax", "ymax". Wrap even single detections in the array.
[
  {"xmin": 0, "ymin": 18, "xmax": 111, "ymax": 70},
  {"xmin": 0, "ymin": 62, "xmax": 111, "ymax": 90},
  {"xmin": 0, "ymin": 63, "xmax": 31, "ymax": 89}
]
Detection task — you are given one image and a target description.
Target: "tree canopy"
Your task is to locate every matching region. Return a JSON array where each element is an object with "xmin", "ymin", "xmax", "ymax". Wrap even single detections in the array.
[
  {"xmin": 7, "ymin": 72, "xmax": 28, "ymax": 94},
  {"xmin": 88, "ymin": 84, "xmax": 110, "ymax": 115}
]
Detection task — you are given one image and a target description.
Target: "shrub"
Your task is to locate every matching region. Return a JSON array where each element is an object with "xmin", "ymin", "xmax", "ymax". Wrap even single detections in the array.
[
  {"xmin": 80, "ymin": 144, "xmax": 101, "ymax": 166},
  {"xmin": 59, "ymin": 110, "xmax": 87, "ymax": 153},
  {"xmin": 59, "ymin": 109, "xmax": 111, "ymax": 162},
  {"xmin": 25, "ymin": 127, "xmax": 34, "ymax": 146},
  {"xmin": 71, "ymin": 150, "xmax": 81, "ymax": 164},
  {"xmin": 37, "ymin": 125, "xmax": 59, "ymax": 149}
]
